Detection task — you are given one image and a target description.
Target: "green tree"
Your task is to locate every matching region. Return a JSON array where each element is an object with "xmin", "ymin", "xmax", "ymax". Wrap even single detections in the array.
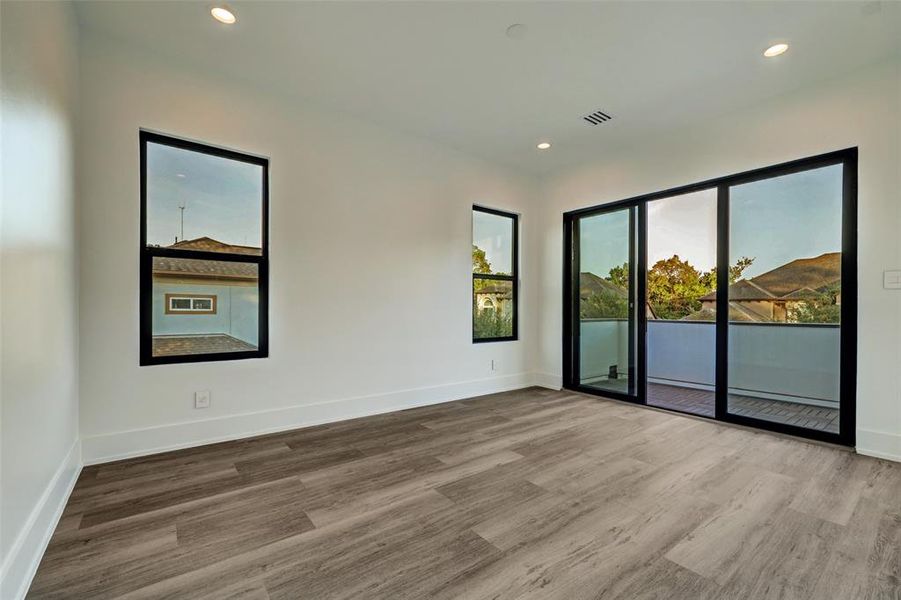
[
  {"xmin": 607, "ymin": 262, "xmax": 630, "ymax": 289},
  {"xmin": 579, "ymin": 292, "xmax": 628, "ymax": 319},
  {"xmin": 472, "ymin": 245, "xmax": 491, "ymax": 274},
  {"xmin": 647, "ymin": 255, "xmax": 709, "ymax": 319},
  {"xmin": 787, "ymin": 282, "xmax": 841, "ymax": 324},
  {"xmin": 645, "ymin": 255, "xmax": 754, "ymax": 320},
  {"xmin": 700, "ymin": 256, "xmax": 755, "ymax": 289},
  {"xmin": 473, "ymin": 307, "xmax": 513, "ymax": 338}
]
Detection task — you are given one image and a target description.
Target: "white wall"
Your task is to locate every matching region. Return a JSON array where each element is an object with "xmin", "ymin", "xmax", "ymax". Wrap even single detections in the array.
[
  {"xmin": 0, "ymin": 2, "xmax": 82, "ymax": 598},
  {"xmin": 537, "ymin": 59, "xmax": 901, "ymax": 461},
  {"xmin": 77, "ymin": 33, "xmax": 540, "ymax": 463}
]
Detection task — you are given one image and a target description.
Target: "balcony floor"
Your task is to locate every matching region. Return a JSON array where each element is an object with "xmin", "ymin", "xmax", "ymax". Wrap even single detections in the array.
[
  {"xmin": 581, "ymin": 379, "xmax": 839, "ymax": 434},
  {"xmin": 648, "ymin": 383, "xmax": 839, "ymax": 433}
]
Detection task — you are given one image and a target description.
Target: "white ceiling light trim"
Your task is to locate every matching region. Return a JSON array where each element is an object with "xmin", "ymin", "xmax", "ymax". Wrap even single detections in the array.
[
  {"xmin": 211, "ymin": 6, "xmax": 237, "ymax": 24},
  {"xmin": 764, "ymin": 43, "xmax": 789, "ymax": 57}
]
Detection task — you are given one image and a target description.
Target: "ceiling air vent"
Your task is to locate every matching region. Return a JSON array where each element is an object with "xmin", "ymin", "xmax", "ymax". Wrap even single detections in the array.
[{"xmin": 583, "ymin": 110, "xmax": 613, "ymax": 125}]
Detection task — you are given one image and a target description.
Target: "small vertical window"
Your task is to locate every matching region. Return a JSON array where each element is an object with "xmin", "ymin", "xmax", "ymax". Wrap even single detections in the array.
[
  {"xmin": 140, "ymin": 131, "xmax": 269, "ymax": 365},
  {"xmin": 472, "ymin": 206, "xmax": 518, "ymax": 342}
]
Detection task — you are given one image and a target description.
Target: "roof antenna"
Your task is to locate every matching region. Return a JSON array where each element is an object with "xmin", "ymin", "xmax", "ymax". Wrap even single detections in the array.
[{"xmin": 178, "ymin": 200, "xmax": 186, "ymax": 242}]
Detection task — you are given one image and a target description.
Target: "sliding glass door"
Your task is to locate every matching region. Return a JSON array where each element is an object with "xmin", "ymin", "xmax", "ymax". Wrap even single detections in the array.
[
  {"xmin": 645, "ymin": 189, "xmax": 718, "ymax": 417},
  {"xmin": 563, "ymin": 149, "xmax": 856, "ymax": 446},
  {"xmin": 570, "ymin": 207, "xmax": 639, "ymax": 400},
  {"xmin": 725, "ymin": 164, "xmax": 847, "ymax": 435}
]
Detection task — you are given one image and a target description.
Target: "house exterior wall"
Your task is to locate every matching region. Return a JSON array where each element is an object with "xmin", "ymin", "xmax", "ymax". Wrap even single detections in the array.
[{"xmin": 152, "ymin": 279, "xmax": 258, "ymax": 346}]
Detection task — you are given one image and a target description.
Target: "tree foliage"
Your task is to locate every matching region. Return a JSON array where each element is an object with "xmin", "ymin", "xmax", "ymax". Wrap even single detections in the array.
[
  {"xmin": 787, "ymin": 282, "xmax": 841, "ymax": 324},
  {"xmin": 473, "ymin": 307, "xmax": 513, "ymax": 338},
  {"xmin": 581, "ymin": 255, "xmax": 755, "ymax": 321},
  {"xmin": 472, "ymin": 245, "xmax": 492, "ymax": 274},
  {"xmin": 579, "ymin": 292, "xmax": 628, "ymax": 319}
]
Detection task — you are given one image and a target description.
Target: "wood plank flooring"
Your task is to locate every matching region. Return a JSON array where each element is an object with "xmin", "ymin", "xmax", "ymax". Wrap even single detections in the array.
[{"xmin": 28, "ymin": 387, "xmax": 901, "ymax": 599}]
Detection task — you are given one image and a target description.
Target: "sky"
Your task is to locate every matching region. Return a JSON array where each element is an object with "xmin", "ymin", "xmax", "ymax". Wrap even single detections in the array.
[
  {"xmin": 579, "ymin": 164, "xmax": 843, "ymax": 280},
  {"xmin": 147, "ymin": 143, "xmax": 263, "ymax": 248},
  {"xmin": 473, "ymin": 209, "xmax": 514, "ymax": 274}
]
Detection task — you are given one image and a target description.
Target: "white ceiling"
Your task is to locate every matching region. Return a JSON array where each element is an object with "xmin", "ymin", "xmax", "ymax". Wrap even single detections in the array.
[{"xmin": 75, "ymin": 1, "xmax": 901, "ymax": 175}]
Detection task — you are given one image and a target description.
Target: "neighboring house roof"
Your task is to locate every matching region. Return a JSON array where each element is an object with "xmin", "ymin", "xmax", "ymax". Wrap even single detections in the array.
[
  {"xmin": 780, "ymin": 287, "xmax": 824, "ymax": 300},
  {"xmin": 700, "ymin": 252, "xmax": 840, "ymax": 302},
  {"xmin": 751, "ymin": 252, "xmax": 840, "ymax": 296},
  {"xmin": 701, "ymin": 279, "xmax": 775, "ymax": 302},
  {"xmin": 152, "ymin": 256, "xmax": 258, "ymax": 280},
  {"xmin": 579, "ymin": 272, "xmax": 658, "ymax": 319},
  {"xmin": 579, "ymin": 272, "xmax": 627, "ymax": 299},
  {"xmin": 681, "ymin": 303, "xmax": 771, "ymax": 322},
  {"xmin": 152, "ymin": 237, "xmax": 260, "ymax": 281},
  {"xmin": 474, "ymin": 283, "xmax": 513, "ymax": 298},
  {"xmin": 165, "ymin": 236, "xmax": 262, "ymax": 256}
]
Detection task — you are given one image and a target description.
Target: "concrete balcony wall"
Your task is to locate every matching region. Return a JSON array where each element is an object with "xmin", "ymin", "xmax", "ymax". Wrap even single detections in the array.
[{"xmin": 580, "ymin": 319, "xmax": 841, "ymax": 406}]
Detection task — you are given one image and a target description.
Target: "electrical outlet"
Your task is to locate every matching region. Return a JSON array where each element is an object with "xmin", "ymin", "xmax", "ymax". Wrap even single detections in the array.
[{"xmin": 194, "ymin": 390, "xmax": 211, "ymax": 409}]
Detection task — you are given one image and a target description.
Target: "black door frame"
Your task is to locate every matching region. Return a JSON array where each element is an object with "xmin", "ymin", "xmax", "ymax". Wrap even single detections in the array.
[{"xmin": 562, "ymin": 148, "xmax": 857, "ymax": 447}]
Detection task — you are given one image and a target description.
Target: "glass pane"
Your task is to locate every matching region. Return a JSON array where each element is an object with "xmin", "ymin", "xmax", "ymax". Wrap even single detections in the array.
[
  {"xmin": 152, "ymin": 257, "xmax": 259, "ymax": 357},
  {"xmin": 473, "ymin": 278, "xmax": 513, "ymax": 339},
  {"xmin": 146, "ymin": 142, "xmax": 263, "ymax": 255},
  {"xmin": 646, "ymin": 189, "xmax": 717, "ymax": 416},
  {"xmin": 170, "ymin": 298, "xmax": 191, "ymax": 310},
  {"xmin": 192, "ymin": 298, "xmax": 213, "ymax": 311},
  {"xmin": 578, "ymin": 207, "xmax": 635, "ymax": 395},
  {"xmin": 473, "ymin": 210, "xmax": 514, "ymax": 275},
  {"xmin": 727, "ymin": 165, "xmax": 842, "ymax": 433}
]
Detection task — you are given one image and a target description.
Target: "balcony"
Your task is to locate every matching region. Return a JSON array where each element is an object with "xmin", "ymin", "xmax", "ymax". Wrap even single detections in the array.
[{"xmin": 579, "ymin": 319, "xmax": 840, "ymax": 433}]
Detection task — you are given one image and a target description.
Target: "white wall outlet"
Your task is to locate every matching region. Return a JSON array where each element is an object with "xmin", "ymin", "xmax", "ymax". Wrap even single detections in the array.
[
  {"xmin": 194, "ymin": 390, "xmax": 211, "ymax": 409},
  {"xmin": 883, "ymin": 270, "xmax": 901, "ymax": 289}
]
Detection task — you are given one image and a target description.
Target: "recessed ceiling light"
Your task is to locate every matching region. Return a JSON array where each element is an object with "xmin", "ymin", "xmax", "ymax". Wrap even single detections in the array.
[
  {"xmin": 211, "ymin": 6, "xmax": 237, "ymax": 24},
  {"xmin": 537, "ymin": 142, "xmax": 551, "ymax": 150},
  {"xmin": 763, "ymin": 43, "xmax": 788, "ymax": 58}
]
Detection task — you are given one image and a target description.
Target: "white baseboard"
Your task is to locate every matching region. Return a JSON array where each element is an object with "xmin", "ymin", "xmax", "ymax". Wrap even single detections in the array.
[
  {"xmin": 1, "ymin": 439, "xmax": 82, "ymax": 600},
  {"xmin": 532, "ymin": 372, "xmax": 562, "ymax": 390},
  {"xmin": 82, "ymin": 372, "xmax": 537, "ymax": 465},
  {"xmin": 856, "ymin": 427, "xmax": 901, "ymax": 463}
]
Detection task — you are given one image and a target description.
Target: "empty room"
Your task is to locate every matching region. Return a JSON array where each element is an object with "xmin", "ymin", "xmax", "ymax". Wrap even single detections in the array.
[{"xmin": 2, "ymin": 1, "xmax": 900, "ymax": 598}]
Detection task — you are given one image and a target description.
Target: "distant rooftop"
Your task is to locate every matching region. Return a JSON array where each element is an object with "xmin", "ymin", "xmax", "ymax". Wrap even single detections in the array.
[
  {"xmin": 700, "ymin": 252, "xmax": 840, "ymax": 302},
  {"xmin": 152, "ymin": 237, "xmax": 260, "ymax": 281},
  {"xmin": 166, "ymin": 236, "xmax": 262, "ymax": 256}
]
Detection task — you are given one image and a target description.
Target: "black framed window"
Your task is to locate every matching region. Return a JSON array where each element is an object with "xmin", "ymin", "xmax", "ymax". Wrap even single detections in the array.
[
  {"xmin": 472, "ymin": 206, "xmax": 518, "ymax": 342},
  {"xmin": 140, "ymin": 131, "xmax": 269, "ymax": 365}
]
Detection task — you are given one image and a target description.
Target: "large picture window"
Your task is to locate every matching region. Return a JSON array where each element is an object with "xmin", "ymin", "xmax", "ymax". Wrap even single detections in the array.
[
  {"xmin": 472, "ymin": 206, "xmax": 518, "ymax": 342},
  {"xmin": 140, "ymin": 131, "xmax": 269, "ymax": 365}
]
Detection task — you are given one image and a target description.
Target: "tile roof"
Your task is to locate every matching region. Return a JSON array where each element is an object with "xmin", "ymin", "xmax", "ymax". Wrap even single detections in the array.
[
  {"xmin": 152, "ymin": 256, "xmax": 258, "ymax": 280},
  {"xmin": 701, "ymin": 252, "xmax": 841, "ymax": 302},
  {"xmin": 166, "ymin": 236, "xmax": 262, "ymax": 255}
]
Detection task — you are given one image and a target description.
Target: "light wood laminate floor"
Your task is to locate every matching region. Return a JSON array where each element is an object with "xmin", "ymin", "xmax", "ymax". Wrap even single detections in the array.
[{"xmin": 29, "ymin": 388, "xmax": 901, "ymax": 599}]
